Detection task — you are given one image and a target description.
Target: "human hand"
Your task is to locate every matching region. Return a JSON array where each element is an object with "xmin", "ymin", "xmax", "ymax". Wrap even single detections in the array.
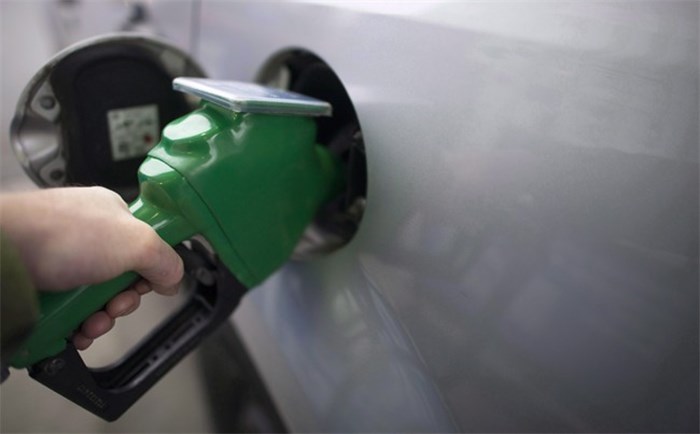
[{"xmin": 0, "ymin": 187, "xmax": 184, "ymax": 349}]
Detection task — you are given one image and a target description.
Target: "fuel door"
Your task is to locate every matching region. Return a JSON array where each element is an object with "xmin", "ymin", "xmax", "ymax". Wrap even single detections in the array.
[{"xmin": 11, "ymin": 33, "xmax": 205, "ymax": 200}]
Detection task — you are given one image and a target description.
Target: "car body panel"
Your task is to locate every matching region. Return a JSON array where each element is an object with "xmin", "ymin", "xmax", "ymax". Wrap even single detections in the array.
[
  {"xmin": 197, "ymin": 1, "xmax": 699, "ymax": 432},
  {"xmin": 5, "ymin": 1, "xmax": 694, "ymax": 431}
]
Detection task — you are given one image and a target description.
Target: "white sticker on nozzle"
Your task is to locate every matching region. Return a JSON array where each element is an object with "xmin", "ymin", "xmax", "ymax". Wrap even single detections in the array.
[{"xmin": 107, "ymin": 104, "xmax": 160, "ymax": 161}]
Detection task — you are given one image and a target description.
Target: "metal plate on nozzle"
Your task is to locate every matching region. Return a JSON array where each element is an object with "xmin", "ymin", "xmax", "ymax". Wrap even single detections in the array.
[{"xmin": 173, "ymin": 78, "xmax": 332, "ymax": 117}]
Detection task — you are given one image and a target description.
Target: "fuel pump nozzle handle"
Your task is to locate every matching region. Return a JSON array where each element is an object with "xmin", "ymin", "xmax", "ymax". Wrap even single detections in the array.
[
  {"xmin": 8, "ymin": 80, "xmax": 343, "ymax": 421},
  {"xmin": 11, "ymin": 169, "xmax": 201, "ymax": 369},
  {"xmin": 26, "ymin": 237, "xmax": 245, "ymax": 421}
]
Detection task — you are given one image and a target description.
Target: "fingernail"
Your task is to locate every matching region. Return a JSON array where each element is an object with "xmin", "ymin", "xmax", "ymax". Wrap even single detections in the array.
[
  {"xmin": 73, "ymin": 335, "xmax": 93, "ymax": 351},
  {"xmin": 134, "ymin": 281, "xmax": 151, "ymax": 295},
  {"xmin": 155, "ymin": 283, "xmax": 179, "ymax": 296},
  {"xmin": 117, "ymin": 303, "xmax": 138, "ymax": 317}
]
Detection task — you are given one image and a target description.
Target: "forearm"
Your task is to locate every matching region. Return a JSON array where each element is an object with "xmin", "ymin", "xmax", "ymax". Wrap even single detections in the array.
[{"xmin": 0, "ymin": 230, "xmax": 39, "ymax": 366}]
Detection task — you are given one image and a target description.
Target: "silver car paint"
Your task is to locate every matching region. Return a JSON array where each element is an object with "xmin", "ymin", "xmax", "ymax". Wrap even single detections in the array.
[
  {"xmin": 196, "ymin": 2, "xmax": 699, "ymax": 432},
  {"xmin": 4, "ymin": 1, "xmax": 695, "ymax": 431}
]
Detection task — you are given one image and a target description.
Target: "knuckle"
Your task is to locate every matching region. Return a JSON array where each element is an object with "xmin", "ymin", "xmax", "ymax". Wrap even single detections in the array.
[
  {"xmin": 92, "ymin": 186, "xmax": 127, "ymax": 208},
  {"xmin": 107, "ymin": 190, "xmax": 129, "ymax": 209}
]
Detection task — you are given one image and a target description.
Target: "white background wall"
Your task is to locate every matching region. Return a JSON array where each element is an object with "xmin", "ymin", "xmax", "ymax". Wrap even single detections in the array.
[{"xmin": 0, "ymin": 2, "xmax": 212, "ymax": 432}]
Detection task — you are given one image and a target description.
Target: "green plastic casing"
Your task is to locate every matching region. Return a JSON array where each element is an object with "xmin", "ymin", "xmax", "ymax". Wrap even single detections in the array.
[{"xmin": 10, "ymin": 102, "xmax": 343, "ymax": 368}]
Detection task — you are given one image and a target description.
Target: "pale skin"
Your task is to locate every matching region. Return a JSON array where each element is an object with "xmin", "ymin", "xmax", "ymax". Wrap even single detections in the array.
[{"xmin": 0, "ymin": 186, "xmax": 184, "ymax": 350}]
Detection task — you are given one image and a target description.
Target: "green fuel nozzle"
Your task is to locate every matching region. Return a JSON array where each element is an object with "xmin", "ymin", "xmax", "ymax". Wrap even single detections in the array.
[
  {"xmin": 9, "ymin": 80, "xmax": 343, "ymax": 420},
  {"xmin": 140, "ymin": 100, "xmax": 344, "ymax": 287}
]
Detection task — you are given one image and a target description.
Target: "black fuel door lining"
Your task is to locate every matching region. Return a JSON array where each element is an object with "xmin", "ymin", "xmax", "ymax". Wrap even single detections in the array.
[{"xmin": 49, "ymin": 42, "xmax": 199, "ymax": 200}]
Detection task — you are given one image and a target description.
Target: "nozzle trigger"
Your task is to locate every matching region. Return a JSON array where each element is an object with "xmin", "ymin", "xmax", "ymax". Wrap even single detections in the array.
[{"xmin": 26, "ymin": 241, "xmax": 246, "ymax": 421}]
